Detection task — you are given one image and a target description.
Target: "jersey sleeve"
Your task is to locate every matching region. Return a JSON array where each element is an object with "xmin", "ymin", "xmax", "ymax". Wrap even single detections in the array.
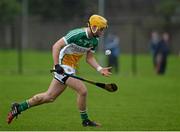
[
  {"xmin": 63, "ymin": 34, "xmax": 77, "ymax": 44},
  {"xmin": 63, "ymin": 29, "xmax": 85, "ymax": 45}
]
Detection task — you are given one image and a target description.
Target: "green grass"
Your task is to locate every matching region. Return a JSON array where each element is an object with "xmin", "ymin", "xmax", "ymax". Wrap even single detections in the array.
[{"xmin": 0, "ymin": 50, "xmax": 180, "ymax": 130}]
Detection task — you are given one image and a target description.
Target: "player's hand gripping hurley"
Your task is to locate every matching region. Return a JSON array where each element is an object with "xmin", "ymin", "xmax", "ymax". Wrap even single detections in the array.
[{"xmin": 50, "ymin": 67, "xmax": 118, "ymax": 92}]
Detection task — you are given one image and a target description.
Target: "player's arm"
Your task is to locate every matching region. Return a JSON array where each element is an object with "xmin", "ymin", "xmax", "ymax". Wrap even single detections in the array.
[
  {"xmin": 86, "ymin": 51, "xmax": 112, "ymax": 76},
  {"xmin": 52, "ymin": 38, "xmax": 66, "ymax": 65}
]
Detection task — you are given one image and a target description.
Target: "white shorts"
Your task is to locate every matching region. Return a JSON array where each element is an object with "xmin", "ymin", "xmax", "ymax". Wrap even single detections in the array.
[{"xmin": 54, "ymin": 65, "xmax": 76, "ymax": 84}]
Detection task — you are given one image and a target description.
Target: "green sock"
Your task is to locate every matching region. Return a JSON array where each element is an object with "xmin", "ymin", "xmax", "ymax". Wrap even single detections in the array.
[
  {"xmin": 18, "ymin": 101, "xmax": 29, "ymax": 112},
  {"xmin": 80, "ymin": 111, "xmax": 88, "ymax": 121}
]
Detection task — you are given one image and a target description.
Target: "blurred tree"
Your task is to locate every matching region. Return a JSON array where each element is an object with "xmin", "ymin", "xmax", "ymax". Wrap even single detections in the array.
[
  {"xmin": 0, "ymin": 0, "xmax": 21, "ymax": 24},
  {"xmin": 29, "ymin": 0, "xmax": 87, "ymax": 22},
  {"xmin": 156, "ymin": 0, "xmax": 180, "ymax": 32},
  {"xmin": 0, "ymin": 0, "xmax": 21, "ymax": 49}
]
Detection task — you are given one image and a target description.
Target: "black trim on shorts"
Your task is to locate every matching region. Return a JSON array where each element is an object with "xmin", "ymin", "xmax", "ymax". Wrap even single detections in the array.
[
  {"xmin": 62, "ymin": 75, "xmax": 69, "ymax": 83},
  {"xmin": 54, "ymin": 75, "xmax": 69, "ymax": 84}
]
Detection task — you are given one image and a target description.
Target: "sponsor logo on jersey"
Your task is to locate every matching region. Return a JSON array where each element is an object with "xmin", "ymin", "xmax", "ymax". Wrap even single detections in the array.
[{"xmin": 71, "ymin": 44, "xmax": 89, "ymax": 53}]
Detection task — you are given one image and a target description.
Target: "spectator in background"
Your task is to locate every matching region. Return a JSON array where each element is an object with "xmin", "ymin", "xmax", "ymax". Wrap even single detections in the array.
[
  {"xmin": 150, "ymin": 31, "xmax": 161, "ymax": 68},
  {"xmin": 156, "ymin": 32, "xmax": 170, "ymax": 74},
  {"xmin": 105, "ymin": 33, "xmax": 120, "ymax": 73},
  {"xmin": 149, "ymin": 31, "xmax": 170, "ymax": 75}
]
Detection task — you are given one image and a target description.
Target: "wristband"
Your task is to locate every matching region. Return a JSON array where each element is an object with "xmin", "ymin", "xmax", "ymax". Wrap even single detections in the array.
[{"xmin": 96, "ymin": 66, "xmax": 103, "ymax": 72}]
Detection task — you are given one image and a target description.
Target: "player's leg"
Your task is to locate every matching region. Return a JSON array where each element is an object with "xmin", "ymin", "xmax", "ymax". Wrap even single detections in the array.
[
  {"xmin": 156, "ymin": 53, "xmax": 162, "ymax": 74},
  {"xmin": 7, "ymin": 78, "xmax": 67, "ymax": 124},
  {"xmin": 159, "ymin": 55, "xmax": 166, "ymax": 74},
  {"xmin": 66, "ymin": 77, "xmax": 100, "ymax": 127},
  {"xmin": 153, "ymin": 54, "xmax": 156, "ymax": 68},
  {"xmin": 66, "ymin": 77, "xmax": 87, "ymax": 111},
  {"xmin": 114, "ymin": 56, "xmax": 119, "ymax": 73},
  {"xmin": 28, "ymin": 78, "xmax": 66, "ymax": 106}
]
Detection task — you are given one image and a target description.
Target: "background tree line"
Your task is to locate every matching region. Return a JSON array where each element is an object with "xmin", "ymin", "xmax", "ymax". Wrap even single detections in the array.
[
  {"xmin": 0, "ymin": 0, "xmax": 179, "ymax": 24},
  {"xmin": 0, "ymin": 0, "xmax": 180, "ymax": 52}
]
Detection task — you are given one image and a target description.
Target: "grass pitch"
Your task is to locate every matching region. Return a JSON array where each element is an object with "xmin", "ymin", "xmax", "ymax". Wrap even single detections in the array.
[{"xmin": 0, "ymin": 50, "xmax": 180, "ymax": 130}]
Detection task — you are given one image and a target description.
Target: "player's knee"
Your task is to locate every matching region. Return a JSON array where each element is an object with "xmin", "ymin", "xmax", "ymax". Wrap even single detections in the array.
[
  {"xmin": 45, "ymin": 93, "xmax": 56, "ymax": 103},
  {"xmin": 79, "ymin": 89, "xmax": 87, "ymax": 97}
]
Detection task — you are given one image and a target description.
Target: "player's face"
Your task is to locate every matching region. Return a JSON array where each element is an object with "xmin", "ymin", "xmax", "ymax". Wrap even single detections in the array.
[{"xmin": 96, "ymin": 28, "xmax": 105, "ymax": 37}]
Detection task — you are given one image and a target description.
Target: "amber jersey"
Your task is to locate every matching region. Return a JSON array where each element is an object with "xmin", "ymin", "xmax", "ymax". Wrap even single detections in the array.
[{"xmin": 59, "ymin": 28, "xmax": 99, "ymax": 68}]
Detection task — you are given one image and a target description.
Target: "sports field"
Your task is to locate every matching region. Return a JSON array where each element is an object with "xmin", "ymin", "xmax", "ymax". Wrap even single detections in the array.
[{"xmin": 0, "ymin": 50, "xmax": 180, "ymax": 131}]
